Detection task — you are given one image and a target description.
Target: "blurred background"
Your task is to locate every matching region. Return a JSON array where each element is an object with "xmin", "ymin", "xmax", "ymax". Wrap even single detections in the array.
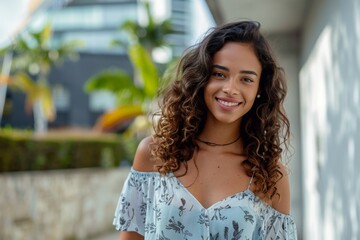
[{"xmin": 0, "ymin": 0, "xmax": 359, "ymax": 239}]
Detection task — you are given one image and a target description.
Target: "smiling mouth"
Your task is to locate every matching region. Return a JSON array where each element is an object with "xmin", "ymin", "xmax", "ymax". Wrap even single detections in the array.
[{"xmin": 215, "ymin": 97, "xmax": 241, "ymax": 107}]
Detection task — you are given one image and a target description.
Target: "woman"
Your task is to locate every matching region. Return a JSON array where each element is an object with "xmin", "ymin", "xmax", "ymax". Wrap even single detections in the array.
[{"xmin": 113, "ymin": 20, "xmax": 297, "ymax": 240}]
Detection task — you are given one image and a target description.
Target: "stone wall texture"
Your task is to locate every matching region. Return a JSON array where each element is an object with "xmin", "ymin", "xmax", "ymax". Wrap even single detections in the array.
[{"xmin": 0, "ymin": 167, "xmax": 130, "ymax": 240}]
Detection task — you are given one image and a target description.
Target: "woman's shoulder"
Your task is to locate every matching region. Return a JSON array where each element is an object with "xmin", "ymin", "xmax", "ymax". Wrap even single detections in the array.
[
  {"xmin": 252, "ymin": 162, "xmax": 291, "ymax": 215},
  {"xmin": 132, "ymin": 136, "xmax": 159, "ymax": 172}
]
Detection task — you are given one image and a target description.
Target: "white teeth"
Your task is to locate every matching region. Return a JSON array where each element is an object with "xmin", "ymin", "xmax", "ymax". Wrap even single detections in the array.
[{"xmin": 217, "ymin": 99, "xmax": 239, "ymax": 107}]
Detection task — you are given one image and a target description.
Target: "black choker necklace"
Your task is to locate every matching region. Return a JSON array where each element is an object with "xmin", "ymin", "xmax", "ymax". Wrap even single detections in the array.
[{"xmin": 197, "ymin": 136, "xmax": 241, "ymax": 147}]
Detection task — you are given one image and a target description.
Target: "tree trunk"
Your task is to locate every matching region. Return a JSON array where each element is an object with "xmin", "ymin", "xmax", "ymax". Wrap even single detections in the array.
[{"xmin": 33, "ymin": 99, "xmax": 47, "ymax": 134}]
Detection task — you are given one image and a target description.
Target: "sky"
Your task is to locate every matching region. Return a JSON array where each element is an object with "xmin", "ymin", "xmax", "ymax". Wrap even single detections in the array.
[{"xmin": 0, "ymin": 0, "xmax": 37, "ymax": 47}]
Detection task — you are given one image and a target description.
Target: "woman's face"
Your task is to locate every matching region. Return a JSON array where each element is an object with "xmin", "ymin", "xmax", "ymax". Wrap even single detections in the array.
[{"xmin": 204, "ymin": 42, "xmax": 262, "ymax": 126}]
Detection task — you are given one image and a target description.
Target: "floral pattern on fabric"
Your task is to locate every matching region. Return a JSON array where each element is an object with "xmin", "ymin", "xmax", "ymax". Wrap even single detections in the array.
[{"xmin": 113, "ymin": 169, "xmax": 297, "ymax": 240}]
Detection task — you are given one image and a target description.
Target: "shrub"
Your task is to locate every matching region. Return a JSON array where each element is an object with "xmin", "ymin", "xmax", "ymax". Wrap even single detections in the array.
[{"xmin": 0, "ymin": 129, "xmax": 130, "ymax": 172}]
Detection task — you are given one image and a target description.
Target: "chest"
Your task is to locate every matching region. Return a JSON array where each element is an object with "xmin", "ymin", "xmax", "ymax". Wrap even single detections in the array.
[
  {"xmin": 147, "ymin": 173, "xmax": 261, "ymax": 239},
  {"xmin": 175, "ymin": 151, "xmax": 251, "ymax": 209}
]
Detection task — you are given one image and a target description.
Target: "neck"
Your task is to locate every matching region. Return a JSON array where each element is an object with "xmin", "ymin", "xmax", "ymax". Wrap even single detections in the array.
[{"xmin": 199, "ymin": 119, "xmax": 241, "ymax": 144}]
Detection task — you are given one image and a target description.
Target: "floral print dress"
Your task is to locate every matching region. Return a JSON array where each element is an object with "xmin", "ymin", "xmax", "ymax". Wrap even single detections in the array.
[{"xmin": 113, "ymin": 168, "xmax": 297, "ymax": 240}]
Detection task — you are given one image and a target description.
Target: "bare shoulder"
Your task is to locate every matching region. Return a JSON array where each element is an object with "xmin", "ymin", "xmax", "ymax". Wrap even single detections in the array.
[
  {"xmin": 132, "ymin": 136, "xmax": 158, "ymax": 172},
  {"xmin": 271, "ymin": 162, "xmax": 291, "ymax": 214}
]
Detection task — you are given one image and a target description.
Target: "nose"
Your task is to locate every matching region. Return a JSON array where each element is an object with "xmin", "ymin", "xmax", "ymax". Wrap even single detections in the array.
[{"xmin": 222, "ymin": 78, "xmax": 239, "ymax": 95}]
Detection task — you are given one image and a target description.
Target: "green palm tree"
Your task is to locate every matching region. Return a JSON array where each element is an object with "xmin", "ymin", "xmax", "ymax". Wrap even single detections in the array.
[
  {"xmin": 112, "ymin": 1, "xmax": 173, "ymax": 52},
  {"xmin": 85, "ymin": 1, "xmax": 174, "ymax": 132},
  {"xmin": 0, "ymin": 22, "xmax": 80, "ymax": 134},
  {"xmin": 85, "ymin": 43, "xmax": 159, "ymax": 132}
]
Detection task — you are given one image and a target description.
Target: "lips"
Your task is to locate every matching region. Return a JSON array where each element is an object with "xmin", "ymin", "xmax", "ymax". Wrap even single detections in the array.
[{"xmin": 215, "ymin": 97, "xmax": 241, "ymax": 107}]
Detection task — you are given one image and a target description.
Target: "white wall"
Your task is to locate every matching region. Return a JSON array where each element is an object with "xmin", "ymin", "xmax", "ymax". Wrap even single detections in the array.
[{"xmin": 300, "ymin": 0, "xmax": 360, "ymax": 239}]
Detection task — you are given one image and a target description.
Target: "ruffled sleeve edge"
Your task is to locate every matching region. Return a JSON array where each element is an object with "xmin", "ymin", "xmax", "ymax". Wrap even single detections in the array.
[{"xmin": 112, "ymin": 168, "xmax": 160, "ymax": 235}]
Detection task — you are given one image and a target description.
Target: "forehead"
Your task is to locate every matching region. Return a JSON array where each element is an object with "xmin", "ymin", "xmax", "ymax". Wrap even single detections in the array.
[{"xmin": 212, "ymin": 42, "xmax": 262, "ymax": 73}]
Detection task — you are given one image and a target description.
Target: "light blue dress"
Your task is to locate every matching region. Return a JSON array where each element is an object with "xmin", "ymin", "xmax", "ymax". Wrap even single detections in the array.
[{"xmin": 113, "ymin": 168, "xmax": 297, "ymax": 240}]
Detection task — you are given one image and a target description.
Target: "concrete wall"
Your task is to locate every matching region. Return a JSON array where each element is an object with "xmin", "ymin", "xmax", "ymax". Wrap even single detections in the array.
[
  {"xmin": 0, "ymin": 167, "xmax": 130, "ymax": 240},
  {"xmin": 300, "ymin": 0, "xmax": 360, "ymax": 239}
]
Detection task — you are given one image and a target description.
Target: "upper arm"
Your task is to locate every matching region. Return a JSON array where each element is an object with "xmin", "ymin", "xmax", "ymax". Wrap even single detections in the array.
[
  {"xmin": 119, "ymin": 231, "xmax": 144, "ymax": 240},
  {"xmin": 116, "ymin": 136, "xmax": 155, "ymax": 240},
  {"xmin": 132, "ymin": 136, "xmax": 158, "ymax": 172},
  {"xmin": 271, "ymin": 163, "xmax": 291, "ymax": 214}
]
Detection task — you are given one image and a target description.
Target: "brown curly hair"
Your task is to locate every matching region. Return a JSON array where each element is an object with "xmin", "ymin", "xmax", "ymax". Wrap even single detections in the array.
[{"xmin": 151, "ymin": 21, "xmax": 290, "ymax": 200}]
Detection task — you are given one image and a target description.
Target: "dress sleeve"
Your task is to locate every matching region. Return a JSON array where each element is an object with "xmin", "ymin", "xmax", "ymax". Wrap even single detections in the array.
[
  {"xmin": 113, "ymin": 169, "xmax": 153, "ymax": 236},
  {"xmin": 262, "ymin": 210, "xmax": 298, "ymax": 240}
]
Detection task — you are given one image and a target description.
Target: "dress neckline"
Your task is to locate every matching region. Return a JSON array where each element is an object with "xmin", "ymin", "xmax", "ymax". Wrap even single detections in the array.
[
  {"xmin": 129, "ymin": 168, "xmax": 292, "ymax": 217},
  {"xmin": 169, "ymin": 172, "xmax": 254, "ymax": 210}
]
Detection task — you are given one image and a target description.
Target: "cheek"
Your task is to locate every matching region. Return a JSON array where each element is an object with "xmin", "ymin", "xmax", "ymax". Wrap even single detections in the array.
[
  {"xmin": 203, "ymin": 84, "xmax": 220, "ymax": 113},
  {"xmin": 204, "ymin": 90, "xmax": 212, "ymax": 109},
  {"xmin": 203, "ymin": 83, "xmax": 215, "ymax": 99}
]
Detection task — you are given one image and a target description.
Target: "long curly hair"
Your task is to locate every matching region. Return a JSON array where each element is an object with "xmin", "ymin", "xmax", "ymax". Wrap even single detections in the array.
[{"xmin": 151, "ymin": 21, "xmax": 290, "ymax": 200}]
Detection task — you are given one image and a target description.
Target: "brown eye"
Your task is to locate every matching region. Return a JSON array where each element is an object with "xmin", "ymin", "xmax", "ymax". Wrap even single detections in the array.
[
  {"xmin": 212, "ymin": 72, "xmax": 225, "ymax": 78},
  {"xmin": 242, "ymin": 77, "xmax": 254, "ymax": 83}
]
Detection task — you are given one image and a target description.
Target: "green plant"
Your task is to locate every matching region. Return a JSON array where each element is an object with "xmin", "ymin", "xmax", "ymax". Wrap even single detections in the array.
[
  {"xmin": 0, "ymin": 22, "xmax": 81, "ymax": 134},
  {"xmin": 112, "ymin": 2, "xmax": 173, "ymax": 53},
  {"xmin": 0, "ymin": 129, "xmax": 127, "ymax": 172},
  {"xmin": 84, "ymin": 1, "xmax": 174, "ymax": 132}
]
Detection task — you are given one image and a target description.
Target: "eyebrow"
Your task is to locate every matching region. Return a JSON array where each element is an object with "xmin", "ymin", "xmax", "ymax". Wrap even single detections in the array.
[{"xmin": 213, "ymin": 64, "xmax": 258, "ymax": 77}]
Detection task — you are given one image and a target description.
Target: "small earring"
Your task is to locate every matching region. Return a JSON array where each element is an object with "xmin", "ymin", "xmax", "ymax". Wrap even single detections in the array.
[{"xmin": 257, "ymin": 94, "xmax": 261, "ymax": 98}]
